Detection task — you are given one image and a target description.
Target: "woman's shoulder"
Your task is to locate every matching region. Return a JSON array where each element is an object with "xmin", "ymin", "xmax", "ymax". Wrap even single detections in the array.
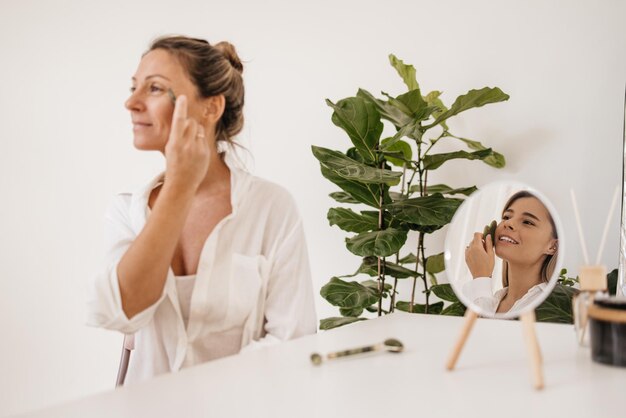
[
  {"xmin": 247, "ymin": 175, "xmax": 295, "ymax": 201},
  {"xmin": 237, "ymin": 171, "xmax": 302, "ymax": 222}
]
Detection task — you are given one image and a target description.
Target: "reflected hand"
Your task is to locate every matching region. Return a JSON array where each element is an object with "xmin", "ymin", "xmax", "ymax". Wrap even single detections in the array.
[
  {"xmin": 465, "ymin": 232, "xmax": 495, "ymax": 279},
  {"xmin": 164, "ymin": 95, "xmax": 211, "ymax": 191}
]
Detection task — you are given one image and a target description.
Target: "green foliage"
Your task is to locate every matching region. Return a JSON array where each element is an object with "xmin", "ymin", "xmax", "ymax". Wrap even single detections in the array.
[
  {"xmin": 345, "ymin": 228, "xmax": 408, "ymax": 257},
  {"xmin": 396, "ymin": 301, "xmax": 444, "ymax": 314},
  {"xmin": 607, "ymin": 268, "xmax": 618, "ymax": 295},
  {"xmin": 320, "ymin": 277, "xmax": 381, "ymax": 310},
  {"xmin": 320, "ymin": 317, "xmax": 367, "ymax": 330},
  {"xmin": 314, "ymin": 54, "xmax": 510, "ymax": 330},
  {"xmin": 536, "ymin": 284, "xmax": 579, "ymax": 324}
]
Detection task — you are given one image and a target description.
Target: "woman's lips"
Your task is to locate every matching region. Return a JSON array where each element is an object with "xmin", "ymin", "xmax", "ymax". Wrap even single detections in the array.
[
  {"xmin": 132, "ymin": 122, "xmax": 152, "ymax": 130},
  {"xmin": 498, "ymin": 235, "xmax": 519, "ymax": 245}
]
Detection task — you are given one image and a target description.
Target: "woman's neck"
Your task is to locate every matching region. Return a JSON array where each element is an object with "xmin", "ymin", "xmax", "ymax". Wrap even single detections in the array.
[
  {"xmin": 196, "ymin": 151, "xmax": 231, "ymax": 195},
  {"xmin": 505, "ymin": 261, "xmax": 544, "ymax": 300}
]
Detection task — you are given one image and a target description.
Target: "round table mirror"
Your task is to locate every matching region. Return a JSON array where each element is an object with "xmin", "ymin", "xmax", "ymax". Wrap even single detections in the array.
[{"xmin": 444, "ymin": 181, "xmax": 564, "ymax": 319}]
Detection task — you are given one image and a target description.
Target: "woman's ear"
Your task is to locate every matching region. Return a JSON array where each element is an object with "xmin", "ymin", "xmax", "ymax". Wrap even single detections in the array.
[
  {"xmin": 545, "ymin": 239, "xmax": 558, "ymax": 255},
  {"xmin": 203, "ymin": 95, "xmax": 225, "ymax": 124}
]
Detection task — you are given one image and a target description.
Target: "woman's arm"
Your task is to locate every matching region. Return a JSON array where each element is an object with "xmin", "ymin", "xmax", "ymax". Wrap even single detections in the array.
[
  {"xmin": 117, "ymin": 96, "xmax": 210, "ymax": 319},
  {"xmin": 116, "ymin": 184, "xmax": 195, "ymax": 318}
]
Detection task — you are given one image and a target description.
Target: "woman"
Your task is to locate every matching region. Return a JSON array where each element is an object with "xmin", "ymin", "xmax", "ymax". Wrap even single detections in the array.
[
  {"xmin": 463, "ymin": 191, "xmax": 559, "ymax": 315},
  {"xmin": 87, "ymin": 36, "xmax": 316, "ymax": 383}
]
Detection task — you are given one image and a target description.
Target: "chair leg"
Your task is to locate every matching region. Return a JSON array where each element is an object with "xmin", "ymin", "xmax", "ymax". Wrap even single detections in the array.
[{"xmin": 115, "ymin": 334, "xmax": 134, "ymax": 387}]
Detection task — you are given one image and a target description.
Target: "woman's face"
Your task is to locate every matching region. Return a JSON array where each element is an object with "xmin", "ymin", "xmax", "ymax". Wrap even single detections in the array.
[
  {"xmin": 125, "ymin": 49, "xmax": 206, "ymax": 151},
  {"xmin": 494, "ymin": 197, "xmax": 557, "ymax": 266}
]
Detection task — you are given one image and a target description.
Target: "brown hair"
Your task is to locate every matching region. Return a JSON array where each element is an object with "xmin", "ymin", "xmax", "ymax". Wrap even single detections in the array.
[
  {"xmin": 147, "ymin": 36, "xmax": 245, "ymax": 145},
  {"xmin": 501, "ymin": 191, "xmax": 558, "ymax": 287}
]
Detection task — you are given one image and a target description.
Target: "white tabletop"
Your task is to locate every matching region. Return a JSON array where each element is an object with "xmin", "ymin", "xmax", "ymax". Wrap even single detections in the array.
[{"xmin": 16, "ymin": 312, "xmax": 625, "ymax": 418}]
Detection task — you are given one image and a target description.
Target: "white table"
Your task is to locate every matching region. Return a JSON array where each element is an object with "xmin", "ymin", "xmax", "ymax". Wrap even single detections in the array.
[{"xmin": 15, "ymin": 312, "xmax": 625, "ymax": 418}]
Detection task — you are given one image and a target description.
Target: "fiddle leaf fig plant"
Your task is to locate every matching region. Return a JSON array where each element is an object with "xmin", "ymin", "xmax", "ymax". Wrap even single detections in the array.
[{"xmin": 313, "ymin": 54, "xmax": 510, "ymax": 329}]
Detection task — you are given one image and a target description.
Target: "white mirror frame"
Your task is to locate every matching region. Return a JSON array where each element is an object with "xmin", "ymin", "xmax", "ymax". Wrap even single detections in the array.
[{"xmin": 444, "ymin": 181, "xmax": 565, "ymax": 319}]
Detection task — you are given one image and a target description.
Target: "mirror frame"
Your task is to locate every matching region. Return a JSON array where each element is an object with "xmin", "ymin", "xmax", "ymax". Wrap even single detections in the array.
[
  {"xmin": 444, "ymin": 181, "xmax": 565, "ymax": 319},
  {"xmin": 618, "ymin": 86, "xmax": 626, "ymax": 297}
]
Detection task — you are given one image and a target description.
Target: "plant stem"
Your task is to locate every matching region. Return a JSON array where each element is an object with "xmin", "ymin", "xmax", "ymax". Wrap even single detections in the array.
[
  {"xmin": 409, "ymin": 234, "xmax": 421, "ymax": 312},
  {"xmin": 377, "ymin": 156, "xmax": 385, "ymax": 317},
  {"xmin": 420, "ymin": 232, "xmax": 429, "ymax": 312}
]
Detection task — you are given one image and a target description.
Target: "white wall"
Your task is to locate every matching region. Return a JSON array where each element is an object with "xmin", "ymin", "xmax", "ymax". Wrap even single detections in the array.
[{"xmin": 0, "ymin": 0, "xmax": 624, "ymax": 415}]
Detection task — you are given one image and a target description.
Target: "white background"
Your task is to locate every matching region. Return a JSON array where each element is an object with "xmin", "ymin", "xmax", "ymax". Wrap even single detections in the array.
[{"xmin": 0, "ymin": 0, "xmax": 624, "ymax": 415}]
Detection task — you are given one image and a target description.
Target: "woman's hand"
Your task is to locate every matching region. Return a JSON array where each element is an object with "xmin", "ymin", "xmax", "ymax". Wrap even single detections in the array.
[
  {"xmin": 164, "ymin": 95, "xmax": 211, "ymax": 192},
  {"xmin": 465, "ymin": 232, "xmax": 495, "ymax": 279}
]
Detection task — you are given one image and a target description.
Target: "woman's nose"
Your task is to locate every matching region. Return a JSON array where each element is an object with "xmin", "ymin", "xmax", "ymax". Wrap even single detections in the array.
[
  {"xmin": 125, "ymin": 91, "xmax": 144, "ymax": 112},
  {"xmin": 502, "ymin": 219, "xmax": 515, "ymax": 230}
]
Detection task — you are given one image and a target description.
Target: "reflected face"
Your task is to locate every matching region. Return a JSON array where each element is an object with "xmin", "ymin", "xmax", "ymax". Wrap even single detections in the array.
[
  {"xmin": 125, "ymin": 49, "xmax": 203, "ymax": 151},
  {"xmin": 494, "ymin": 197, "xmax": 557, "ymax": 266}
]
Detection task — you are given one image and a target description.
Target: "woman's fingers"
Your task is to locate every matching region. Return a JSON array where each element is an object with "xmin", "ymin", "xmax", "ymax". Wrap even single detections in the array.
[
  {"xmin": 196, "ymin": 125, "xmax": 206, "ymax": 142},
  {"xmin": 185, "ymin": 118, "xmax": 199, "ymax": 143},
  {"xmin": 485, "ymin": 234, "xmax": 494, "ymax": 255},
  {"xmin": 169, "ymin": 95, "xmax": 188, "ymax": 144}
]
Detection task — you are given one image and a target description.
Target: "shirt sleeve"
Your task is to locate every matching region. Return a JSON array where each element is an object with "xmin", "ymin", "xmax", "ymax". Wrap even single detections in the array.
[
  {"xmin": 241, "ymin": 218, "xmax": 317, "ymax": 353},
  {"xmin": 85, "ymin": 194, "xmax": 167, "ymax": 334}
]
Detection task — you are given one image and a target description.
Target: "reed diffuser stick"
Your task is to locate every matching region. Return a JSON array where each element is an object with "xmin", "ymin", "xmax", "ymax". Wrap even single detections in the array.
[
  {"xmin": 570, "ymin": 189, "xmax": 590, "ymax": 265},
  {"xmin": 595, "ymin": 186, "xmax": 620, "ymax": 265}
]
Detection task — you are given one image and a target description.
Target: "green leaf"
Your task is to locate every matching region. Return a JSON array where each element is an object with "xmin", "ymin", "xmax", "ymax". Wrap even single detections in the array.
[
  {"xmin": 360, "ymin": 279, "xmax": 393, "ymax": 293},
  {"xmin": 358, "ymin": 256, "xmax": 420, "ymax": 279},
  {"xmin": 346, "ymin": 147, "xmax": 366, "ymax": 164},
  {"xmin": 327, "ymin": 208, "xmax": 378, "ymax": 233},
  {"xmin": 346, "ymin": 228, "xmax": 408, "ymax": 257},
  {"xmin": 413, "ymin": 184, "xmax": 477, "ymax": 197},
  {"xmin": 396, "ymin": 301, "xmax": 444, "ymax": 314},
  {"xmin": 320, "ymin": 316, "xmax": 367, "ymax": 330},
  {"xmin": 357, "ymin": 89, "xmax": 412, "ymax": 129},
  {"xmin": 386, "ymin": 194, "xmax": 463, "ymax": 227},
  {"xmin": 430, "ymin": 284, "xmax": 458, "ymax": 302},
  {"xmin": 424, "ymin": 90, "xmax": 449, "ymax": 131},
  {"xmin": 389, "ymin": 54, "xmax": 419, "ymax": 91},
  {"xmin": 383, "ymin": 90, "xmax": 434, "ymax": 121},
  {"xmin": 426, "ymin": 87, "xmax": 510, "ymax": 128},
  {"xmin": 381, "ymin": 137, "xmax": 412, "ymax": 167},
  {"xmin": 608, "ymin": 268, "xmax": 618, "ymax": 296},
  {"xmin": 423, "ymin": 148, "xmax": 493, "ymax": 170},
  {"xmin": 329, "ymin": 191, "xmax": 360, "ymax": 204},
  {"xmin": 441, "ymin": 302, "xmax": 467, "ymax": 316},
  {"xmin": 447, "ymin": 135, "xmax": 506, "ymax": 168},
  {"xmin": 320, "ymin": 277, "xmax": 380, "ymax": 308},
  {"xmin": 389, "ymin": 191, "xmax": 406, "ymax": 201},
  {"xmin": 425, "ymin": 253, "xmax": 445, "ymax": 274},
  {"xmin": 312, "ymin": 146, "xmax": 402, "ymax": 186},
  {"xmin": 339, "ymin": 307, "xmax": 364, "ymax": 317},
  {"xmin": 428, "ymin": 272, "xmax": 438, "ymax": 286},
  {"xmin": 536, "ymin": 284, "xmax": 580, "ymax": 324},
  {"xmin": 320, "ymin": 166, "xmax": 387, "ymax": 208},
  {"xmin": 326, "ymin": 97, "xmax": 383, "ymax": 163},
  {"xmin": 398, "ymin": 253, "xmax": 418, "ymax": 264}
]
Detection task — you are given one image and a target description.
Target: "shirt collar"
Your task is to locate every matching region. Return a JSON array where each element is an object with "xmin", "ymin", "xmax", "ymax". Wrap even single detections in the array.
[{"xmin": 128, "ymin": 151, "xmax": 252, "ymax": 231}]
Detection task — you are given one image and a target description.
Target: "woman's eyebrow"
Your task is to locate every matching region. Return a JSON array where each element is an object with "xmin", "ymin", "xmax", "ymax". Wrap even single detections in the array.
[
  {"xmin": 131, "ymin": 74, "xmax": 171, "ymax": 81},
  {"xmin": 503, "ymin": 208, "xmax": 541, "ymax": 222}
]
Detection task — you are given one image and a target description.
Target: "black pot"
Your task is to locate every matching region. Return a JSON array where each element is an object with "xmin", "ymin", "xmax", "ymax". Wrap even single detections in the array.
[{"xmin": 588, "ymin": 296, "xmax": 626, "ymax": 367}]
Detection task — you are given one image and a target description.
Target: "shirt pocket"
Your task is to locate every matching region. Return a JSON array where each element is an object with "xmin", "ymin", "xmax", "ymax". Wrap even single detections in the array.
[{"xmin": 223, "ymin": 253, "xmax": 265, "ymax": 329}]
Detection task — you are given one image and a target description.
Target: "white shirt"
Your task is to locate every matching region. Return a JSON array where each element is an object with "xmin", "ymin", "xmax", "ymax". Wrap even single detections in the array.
[
  {"xmin": 462, "ymin": 277, "xmax": 547, "ymax": 316},
  {"xmin": 175, "ymin": 274, "xmax": 195, "ymax": 329},
  {"xmin": 86, "ymin": 157, "xmax": 317, "ymax": 384}
]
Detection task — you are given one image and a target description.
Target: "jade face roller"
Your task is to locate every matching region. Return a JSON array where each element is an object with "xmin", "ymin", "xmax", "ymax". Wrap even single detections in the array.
[
  {"xmin": 310, "ymin": 338, "xmax": 404, "ymax": 365},
  {"xmin": 167, "ymin": 88, "xmax": 177, "ymax": 105}
]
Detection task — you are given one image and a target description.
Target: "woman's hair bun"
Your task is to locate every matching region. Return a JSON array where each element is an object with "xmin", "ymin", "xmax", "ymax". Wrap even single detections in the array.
[{"xmin": 214, "ymin": 41, "xmax": 243, "ymax": 74}]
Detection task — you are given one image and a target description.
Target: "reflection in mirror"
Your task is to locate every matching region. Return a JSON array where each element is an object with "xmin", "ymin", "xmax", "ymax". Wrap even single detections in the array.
[{"xmin": 445, "ymin": 182, "xmax": 564, "ymax": 319}]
